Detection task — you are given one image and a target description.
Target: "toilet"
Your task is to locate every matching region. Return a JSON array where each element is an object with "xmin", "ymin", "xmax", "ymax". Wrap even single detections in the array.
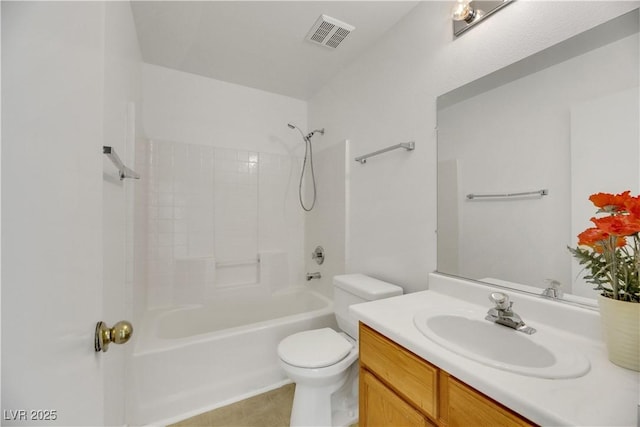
[{"xmin": 277, "ymin": 274, "xmax": 403, "ymax": 427}]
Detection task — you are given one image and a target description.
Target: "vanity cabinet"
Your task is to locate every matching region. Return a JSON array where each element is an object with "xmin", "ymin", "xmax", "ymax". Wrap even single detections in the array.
[
  {"xmin": 359, "ymin": 323, "xmax": 536, "ymax": 427},
  {"xmin": 361, "ymin": 370, "xmax": 436, "ymax": 427}
]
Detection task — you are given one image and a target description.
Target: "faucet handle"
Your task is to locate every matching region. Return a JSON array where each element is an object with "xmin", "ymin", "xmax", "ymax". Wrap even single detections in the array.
[
  {"xmin": 541, "ymin": 279, "xmax": 563, "ymax": 298},
  {"xmin": 489, "ymin": 292, "xmax": 511, "ymax": 310}
]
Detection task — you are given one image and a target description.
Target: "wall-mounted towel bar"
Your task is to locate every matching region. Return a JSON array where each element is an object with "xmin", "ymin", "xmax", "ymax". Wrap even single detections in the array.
[
  {"xmin": 466, "ymin": 189, "xmax": 548, "ymax": 200},
  {"xmin": 103, "ymin": 146, "xmax": 140, "ymax": 180},
  {"xmin": 355, "ymin": 142, "xmax": 415, "ymax": 164}
]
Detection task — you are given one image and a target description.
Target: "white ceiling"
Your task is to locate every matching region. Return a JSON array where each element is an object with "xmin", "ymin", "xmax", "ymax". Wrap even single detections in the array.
[{"xmin": 131, "ymin": 1, "xmax": 419, "ymax": 100}]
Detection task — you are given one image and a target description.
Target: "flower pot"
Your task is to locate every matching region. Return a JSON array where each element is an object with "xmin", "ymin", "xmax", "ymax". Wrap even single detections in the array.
[{"xmin": 598, "ymin": 294, "xmax": 640, "ymax": 371}]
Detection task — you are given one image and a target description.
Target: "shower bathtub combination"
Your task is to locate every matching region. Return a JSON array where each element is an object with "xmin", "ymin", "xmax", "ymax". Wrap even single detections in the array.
[
  {"xmin": 129, "ymin": 137, "xmax": 337, "ymax": 425},
  {"xmin": 130, "ymin": 285, "xmax": 335, "ymax": 425}
]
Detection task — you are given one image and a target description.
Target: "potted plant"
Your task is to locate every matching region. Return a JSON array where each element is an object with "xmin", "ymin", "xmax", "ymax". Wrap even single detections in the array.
[{"xmin": 569, "ymin": 191, "xmax": 640, "ymax": 371}]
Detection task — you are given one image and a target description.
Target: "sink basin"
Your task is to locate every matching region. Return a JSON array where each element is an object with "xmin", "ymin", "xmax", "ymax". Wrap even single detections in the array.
[{"xmin": 414, "ymin": 307, "xmax": 590, "ymax": 379}]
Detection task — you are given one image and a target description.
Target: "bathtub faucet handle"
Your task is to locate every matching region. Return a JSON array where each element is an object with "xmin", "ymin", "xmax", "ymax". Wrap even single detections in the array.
[
  {"xmin": 311, "ymin": 246, "xmax": 325, "ymax": 265},
  {"xmin": 306, "ymin": 272, "xmax": 321, "ymax": 281}
]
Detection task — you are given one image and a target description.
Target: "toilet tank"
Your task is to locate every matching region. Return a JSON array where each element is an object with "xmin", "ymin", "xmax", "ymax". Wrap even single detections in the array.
[{"xmin": 333, "ymin": 274, "xmax": 403, "ymax": 340}]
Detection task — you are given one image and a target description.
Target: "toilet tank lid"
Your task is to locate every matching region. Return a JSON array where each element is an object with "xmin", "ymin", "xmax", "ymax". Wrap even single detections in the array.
[{"xmin": 333, "ymin": 274, "xmax": 403, "ymax": 300}]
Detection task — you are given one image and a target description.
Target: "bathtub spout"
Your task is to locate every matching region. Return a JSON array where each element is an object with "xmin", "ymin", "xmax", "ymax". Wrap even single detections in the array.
[{"xmin": 306, "ymin": 272, "xmax": 321, "ymax": 281}]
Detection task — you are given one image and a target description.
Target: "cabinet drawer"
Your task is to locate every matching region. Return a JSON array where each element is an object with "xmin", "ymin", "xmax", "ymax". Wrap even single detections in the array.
[
  {"xmin": 361, "ymin": 370, "xmax": 436, "ymax": 427},
  {"xmin": 448, "ymin": 377, "xmax": 535, "ymax": 427},
  {"xmin": 359, "ymin": 323, "xmax": 438, "ymax": 419}
]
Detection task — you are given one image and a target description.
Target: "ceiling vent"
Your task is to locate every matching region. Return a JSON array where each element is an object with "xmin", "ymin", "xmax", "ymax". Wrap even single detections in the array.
[{"xmin": 305, "ymin": 14, "xmax": 355, "ymax": 49}]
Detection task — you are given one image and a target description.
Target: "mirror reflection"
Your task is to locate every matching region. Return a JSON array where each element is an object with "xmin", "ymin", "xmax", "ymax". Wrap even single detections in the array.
[{"xmin": 437, "ymin": 10, "xmax": 639, "ymax": 303}]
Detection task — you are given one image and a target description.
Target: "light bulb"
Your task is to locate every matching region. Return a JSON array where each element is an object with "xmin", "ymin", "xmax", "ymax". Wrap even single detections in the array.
[{"xmin": 451, "ymin": 0, "xmax": 476, "ymax": 23}]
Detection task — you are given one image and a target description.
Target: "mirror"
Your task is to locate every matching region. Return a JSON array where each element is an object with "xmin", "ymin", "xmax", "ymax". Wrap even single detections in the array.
[{"xmin": 437, "ymin": 10, "xmax": 639, "ymax": 305}]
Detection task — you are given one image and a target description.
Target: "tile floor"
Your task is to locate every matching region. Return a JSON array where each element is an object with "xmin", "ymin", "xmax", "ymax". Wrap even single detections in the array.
[{"xmin": 170, "ymin": 384, "xmax": 358, "ymax": 427}]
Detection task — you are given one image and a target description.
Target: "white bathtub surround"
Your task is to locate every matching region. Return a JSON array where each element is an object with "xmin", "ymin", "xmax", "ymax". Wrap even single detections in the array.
[
  {"xmin": 173, "ymin": 257, "xmax": 216, "ymax": 305},
  {"xmin": 304, "ymin": 141, "xmax": 349, "ymax": 299},
  {"xmin": 132, "ymin": 64, "xmax": 314, "ymax": 426},
  {"xmin": 130, "ymin": 287, "xmax": 335, "ymax": 425},
  {"xmin": 139, "ymin": 62, "xmax": 308, "ymax": 308},
  {"xmin": 260, "ymin": 251, "xmax": 291, "ymax": 294},
  {"xmin": 350, "ymin": 273, "xmax": 639, "ymax": 426},
  {"xmin": 139, "ymin": 138, "xmax": 306, "ymax": 308}
]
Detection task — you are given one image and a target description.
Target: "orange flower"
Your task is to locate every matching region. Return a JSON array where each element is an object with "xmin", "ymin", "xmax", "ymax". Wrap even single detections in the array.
[
  {"xmin": 624, "ymin": 195, "xmax": 640, "ymax": 218},
  {"xmin": 572, "ymin": 190, "xmax": 640, "ymax": 302},
  {"xmin": 590, "ymin": 215, "xmax": 640, "ymax": 237},
  {"xmin": 577, "ymin": 227, "xmax": 626, "ymax": 252},
  {"xmin": 589, "ymin": 191, "xmax": 631, "ymax": 212},
  {"xmin": 578, "ymin": 227, "xmax": 609, "ymax": 246}
]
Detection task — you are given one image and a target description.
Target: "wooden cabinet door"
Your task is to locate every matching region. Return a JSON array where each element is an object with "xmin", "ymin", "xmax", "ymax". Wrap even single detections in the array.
[
  {"xmin": 358, "ymin": 323, "xmax": 536, "ymax": 427},
  {"xmin": 360, "ymin": 323, "xmax": 439, "ymax": 419},
  {"xmin": 360, "ymin": 370, "xmax": 436, "ymax": 427},
  {"xmin": 448, "ymin": 377, "xmax": 535, "ymax": 427}
]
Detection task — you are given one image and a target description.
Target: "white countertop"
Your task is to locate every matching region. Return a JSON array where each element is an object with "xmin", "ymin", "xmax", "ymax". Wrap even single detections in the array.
[{"xmin": 350, "ymin": 273, "xmax": 639, "ymax": 427}]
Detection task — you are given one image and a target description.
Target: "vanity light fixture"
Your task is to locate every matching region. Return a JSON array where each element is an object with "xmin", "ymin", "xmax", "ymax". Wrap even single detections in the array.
[
  {"xmin": 452, "ymin": 0, "xmax": 514, "ymax": 37},
  {"xmin": 452, "ymin": 0, "xmax": 477, "ymax": 23}
]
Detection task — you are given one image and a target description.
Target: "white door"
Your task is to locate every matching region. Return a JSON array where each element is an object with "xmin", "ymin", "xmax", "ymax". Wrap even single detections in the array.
[{"xmin": 2, "ymin": 2, "xmax": 134, "ymax": 425}]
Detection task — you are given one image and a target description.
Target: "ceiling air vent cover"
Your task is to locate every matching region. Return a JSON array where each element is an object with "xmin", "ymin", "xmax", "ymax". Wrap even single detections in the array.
[{"xmin": 306, "ymin": 14, "xmax": 355, "ymax": 49}]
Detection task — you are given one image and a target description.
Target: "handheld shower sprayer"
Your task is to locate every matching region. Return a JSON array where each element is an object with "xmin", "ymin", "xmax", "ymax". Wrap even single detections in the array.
[
  {"xmin": 287, "ymin": 123, "xmax": 325, "ymax": 141},
  {"xmin": 288, "ymin": 123, "xmax": 324, "ymax": 211}
]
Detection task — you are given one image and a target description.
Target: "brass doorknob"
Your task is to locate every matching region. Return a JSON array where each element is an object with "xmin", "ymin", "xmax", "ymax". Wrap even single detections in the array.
[{"xmin": 95, "ymin": 320, "xmax": 133, "ymax": 352}]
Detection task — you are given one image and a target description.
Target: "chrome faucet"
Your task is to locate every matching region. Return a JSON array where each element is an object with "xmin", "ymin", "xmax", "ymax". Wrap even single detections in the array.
[
  {"xmin": 485, "ymin": 292, "xmax": 536, "ymax": 335},
  {"xmin": 306, "ymin": 272, "xmax": 321, "ymax": 281},
  {"xmin": 541, "ymin": 279, "xmax": 563, "ymax": 299}
]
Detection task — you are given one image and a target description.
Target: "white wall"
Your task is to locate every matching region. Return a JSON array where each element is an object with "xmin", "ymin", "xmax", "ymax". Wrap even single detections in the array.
[
  {"xmin": 308, "ymin": 1, "xmax": 639, "ymax": 294},
  {"xmin": 2, "ymin": 2, "xmax": 141, "ymax": 425},
  {"xmin": 142, "ymin": 63, "xmax": 308, "ymax": 156}
]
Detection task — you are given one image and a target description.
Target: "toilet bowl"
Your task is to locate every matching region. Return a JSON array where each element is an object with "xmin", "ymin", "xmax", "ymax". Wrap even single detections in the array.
[{"xmin": 277, "ymin": 274, "xmax": 403, "ymax": 427}]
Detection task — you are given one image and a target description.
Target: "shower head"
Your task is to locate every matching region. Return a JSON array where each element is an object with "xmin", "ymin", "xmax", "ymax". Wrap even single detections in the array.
[{"xmin": 288, "ymin": 123, "xmax": 307, "ymax": 141}]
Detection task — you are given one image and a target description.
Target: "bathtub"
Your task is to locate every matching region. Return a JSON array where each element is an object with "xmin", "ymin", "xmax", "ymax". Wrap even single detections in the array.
[{"xmin": 129, "ymin": 286, "xmax": 336, "ymax": 426}]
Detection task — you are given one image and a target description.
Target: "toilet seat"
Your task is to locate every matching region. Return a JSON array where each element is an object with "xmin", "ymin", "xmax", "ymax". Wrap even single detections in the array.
[{"xmin": 278, "ymin": 328, "xmax": 353, "ymax": 368}]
